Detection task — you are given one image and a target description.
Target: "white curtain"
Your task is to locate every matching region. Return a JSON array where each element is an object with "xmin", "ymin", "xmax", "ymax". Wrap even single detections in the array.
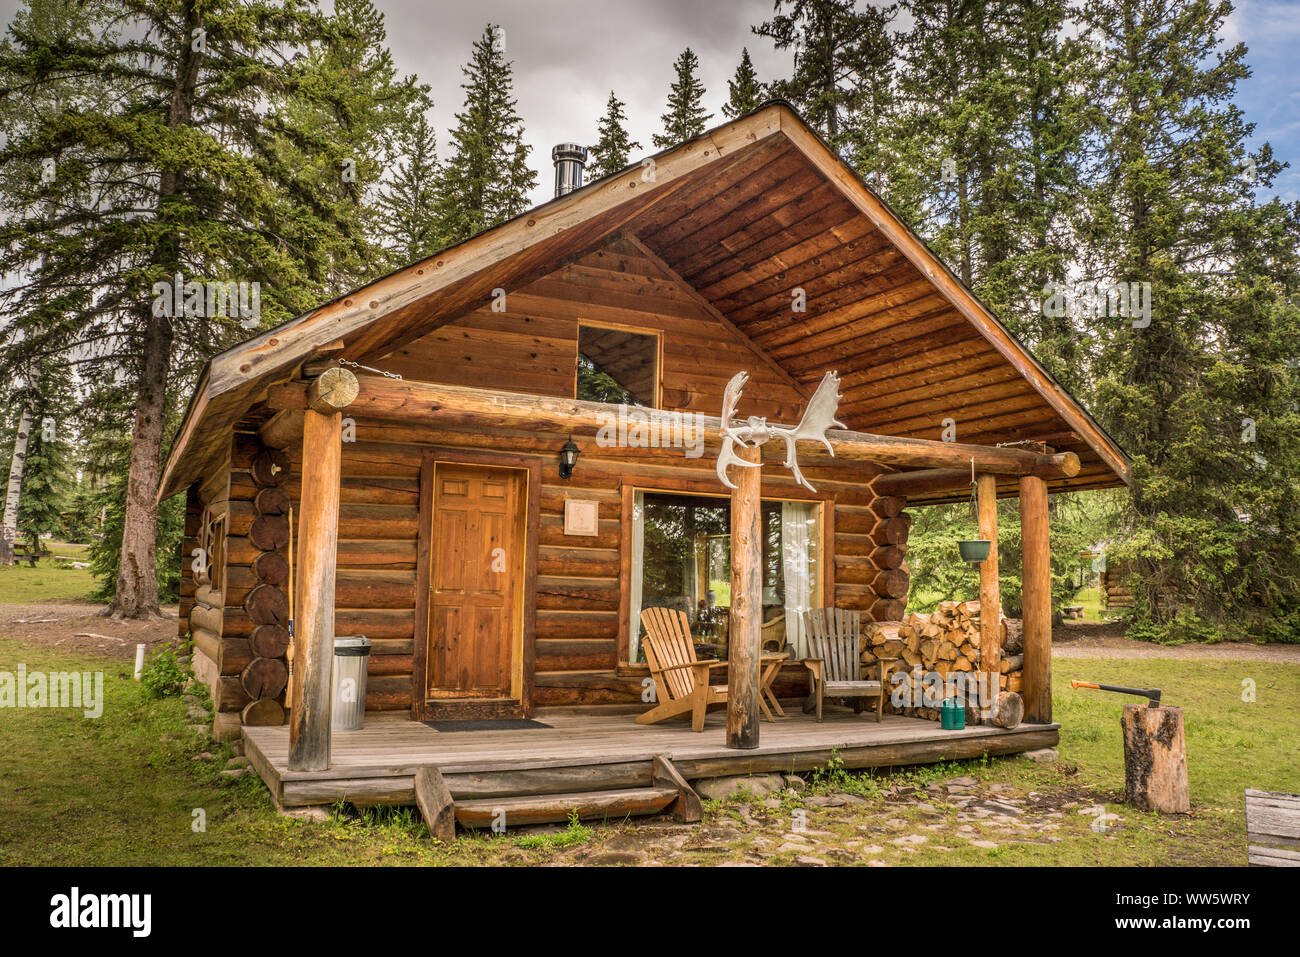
[
  {"xmin": 782, "ymin": 501, "xmax": 816, "ymax": 657},
  {"xmin": 629, "ymin": 491, "xmax": 645, "ymax": 663}
]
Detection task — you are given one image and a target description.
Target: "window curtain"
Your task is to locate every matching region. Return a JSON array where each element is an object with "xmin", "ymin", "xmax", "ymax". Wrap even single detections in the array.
[
  {"xmin": 782, "ymin": 501, "xmax": 815, "ymax": 657},
  {"xmin": 629, "ymin": 491, "xmax": 645, "ymax": 663}
]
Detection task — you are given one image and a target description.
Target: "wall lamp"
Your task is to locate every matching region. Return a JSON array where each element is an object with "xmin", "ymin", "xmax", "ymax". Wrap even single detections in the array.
[{"xmin": 558, "ymin": 436, "xmax": 581, "ymax": 480}]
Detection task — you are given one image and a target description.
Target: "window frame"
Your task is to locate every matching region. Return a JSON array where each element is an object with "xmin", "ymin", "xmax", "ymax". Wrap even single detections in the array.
[
  {"xmin": 574, "ymin": 320, "xmax": 663, "ymax": 409},
  {"xmin": 616, "ymin": 482, "xmax": 833, "ymax": 670}
]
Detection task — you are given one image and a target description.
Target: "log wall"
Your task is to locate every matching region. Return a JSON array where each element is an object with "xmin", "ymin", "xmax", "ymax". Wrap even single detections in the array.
[{"xmin": 200, "ymin": 236, "xmax": 918, "ymax": 721}]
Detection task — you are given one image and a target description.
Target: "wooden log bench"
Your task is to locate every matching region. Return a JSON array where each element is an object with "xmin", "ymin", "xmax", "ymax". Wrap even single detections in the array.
[{"xmin": 1246, "ymin": 789, "xmax": 1300, "ymax": 866}]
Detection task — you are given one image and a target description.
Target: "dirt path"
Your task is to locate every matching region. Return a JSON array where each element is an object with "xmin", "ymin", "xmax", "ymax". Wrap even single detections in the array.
[{"xmin": 0, "ymin": 600, "xmax": 180, "ymax": 662}]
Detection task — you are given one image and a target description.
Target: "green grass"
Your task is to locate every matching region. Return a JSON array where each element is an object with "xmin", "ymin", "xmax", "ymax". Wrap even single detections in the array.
[
  {"xmin": 1067, "ymin": 586, "xmax": 1104, "ymax": 621},
  {"xmin": 0, "ymin": 559, "xmax": 96, "ymax": 603},
  {"xmin": 0, "ymin": 631, "xmax": 1295, "ymax": 866}
]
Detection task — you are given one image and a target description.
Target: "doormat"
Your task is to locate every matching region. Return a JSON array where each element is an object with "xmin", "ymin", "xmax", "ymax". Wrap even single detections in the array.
[{"xmin": 423, "ymin": 719, "xmax": 553, "ymax": 732}]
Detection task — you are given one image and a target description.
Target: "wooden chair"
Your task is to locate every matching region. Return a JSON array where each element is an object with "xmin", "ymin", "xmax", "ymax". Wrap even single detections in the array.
[
  {"xmin": 800, "ymin": 608, "xmax": 896, "ymax": 722},
  {"xmin": 760, "ymin": 611, "xmax": 787, "ymax": 655},
  {"xmin": 637, "ymin": 607, "xmax": 728, "ymax": 732}
]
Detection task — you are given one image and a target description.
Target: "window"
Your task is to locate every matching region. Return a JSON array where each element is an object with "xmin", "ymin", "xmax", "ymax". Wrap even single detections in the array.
[
  {"xmin": 576, "ymin": 325, "xmax": 658, "ymax": 407},
  {"xmin": 628, "ymin": 491, "xmax": 821, "ymax": 664}
]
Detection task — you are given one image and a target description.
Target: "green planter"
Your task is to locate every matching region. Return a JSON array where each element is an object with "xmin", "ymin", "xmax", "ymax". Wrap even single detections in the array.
[{"xmin": 958, "ymin": 539, "xmax": 991, "ymax": 563}]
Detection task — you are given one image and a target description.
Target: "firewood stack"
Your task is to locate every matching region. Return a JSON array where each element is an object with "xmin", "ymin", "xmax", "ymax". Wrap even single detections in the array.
[{"xmin": 862, "ymin": 600, "xmax": 1026, "ymax": 721}]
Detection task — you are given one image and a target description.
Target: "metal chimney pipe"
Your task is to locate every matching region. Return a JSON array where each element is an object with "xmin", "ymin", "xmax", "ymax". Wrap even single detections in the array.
[{"xmin": 552, "ymin": 143, "xmax": 587, "ymax": 197}]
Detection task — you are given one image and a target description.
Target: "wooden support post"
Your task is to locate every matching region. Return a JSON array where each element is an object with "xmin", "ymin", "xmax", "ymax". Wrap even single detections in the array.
[
  {"xmin": 976, "ymin": 473, "xmax": 1001, "ymax": 717},
  {"xmin": 287, "ymin": 397, "xmax": 347, "ymax": 771},
  {"xmin": 1019, "ymin": 474, "xmax": 1051, "ymax": 723},
  {"xmin": 726, "ymin": 442, "xmax": 762, "ymax": 750}
]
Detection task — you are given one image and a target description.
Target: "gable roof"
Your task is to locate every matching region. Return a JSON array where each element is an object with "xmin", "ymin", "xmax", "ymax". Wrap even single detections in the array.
[{"xmin": 159, "ymin": 101, "xmax": 1129, "ymax": 502}]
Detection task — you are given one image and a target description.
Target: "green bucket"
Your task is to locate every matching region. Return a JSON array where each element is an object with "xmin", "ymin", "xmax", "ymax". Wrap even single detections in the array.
[
  {"xmin": 958, "ymin": 539, "xmax": 991, "ymax": 563},
  {"xmin": 940, "ymin": 697, "xmax": 966, "ymax": 730}
]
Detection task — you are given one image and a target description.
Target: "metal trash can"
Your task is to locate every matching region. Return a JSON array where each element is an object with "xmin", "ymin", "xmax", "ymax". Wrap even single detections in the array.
[{"xmin": 331, "ymin": 636, "xmax": 371, "ymax": 731}]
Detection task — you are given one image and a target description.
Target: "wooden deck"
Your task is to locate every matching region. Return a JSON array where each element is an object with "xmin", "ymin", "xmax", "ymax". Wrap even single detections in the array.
[{"xmin": 244, "ymin": 708, "xmax": 1059, "ymax": 811}]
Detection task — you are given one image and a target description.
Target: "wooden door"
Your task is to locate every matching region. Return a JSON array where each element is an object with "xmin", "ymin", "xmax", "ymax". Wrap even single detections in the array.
[{"xmin": 426, "ymin": 464, "xmax": 524, "ymax": 701}]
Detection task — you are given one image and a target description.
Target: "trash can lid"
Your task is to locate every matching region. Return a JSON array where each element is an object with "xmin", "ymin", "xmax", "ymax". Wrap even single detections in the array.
[{"xmin": 334, "ymin": 635, "xmax": 371, "ymax": 656}]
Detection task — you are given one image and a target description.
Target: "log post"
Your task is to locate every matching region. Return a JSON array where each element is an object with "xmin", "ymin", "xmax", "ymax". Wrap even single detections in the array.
[
  {"xmin": 726, "ymin": 442, "xmax": 762, "ymax": 750},
  {"xmin": 976, "ymin": 473, "xmax": 1000, "ymax": 717},
  {"xmin": 287, "ymin": 372, "xmax": 354, "ymax": 772},
  {"xmin": 1019, "ymin": 474, "xmax": 1051, "ymax": 723}
]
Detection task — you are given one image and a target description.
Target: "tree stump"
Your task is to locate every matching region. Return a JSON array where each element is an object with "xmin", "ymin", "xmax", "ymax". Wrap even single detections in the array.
[{"xmin": 1121, "ymin": 704, "xmax": 1190, "ymax": 813}]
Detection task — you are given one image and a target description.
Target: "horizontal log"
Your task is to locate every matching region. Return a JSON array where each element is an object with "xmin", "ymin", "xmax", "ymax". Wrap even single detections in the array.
[
  {"xmin": 188, "ymin": 603, "xmax": 223, "ymax": 637},
  {"xmin": 191, "ymin": 627, "xmax": 251, "ymax": 676},
  {"xmin": 874, "ymin": 452, "xmax": 1080, "ymax": 497},
  {"xmin": 242, "ymin": 656, "xmax": 289, "ymax": 699},
  {"xmin": 242, "ymin": 698, "xmax": 286, "ymax": 726},
  {"xmin": 272, "ymin": 374, "xmax": 1078, "ymax": 476}
]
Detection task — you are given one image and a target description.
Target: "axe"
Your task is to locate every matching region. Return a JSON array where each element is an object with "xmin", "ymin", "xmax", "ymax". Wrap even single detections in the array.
[{"xmin": 1071, "ymin": 680, "xmax": 1161, "ymax": 707}]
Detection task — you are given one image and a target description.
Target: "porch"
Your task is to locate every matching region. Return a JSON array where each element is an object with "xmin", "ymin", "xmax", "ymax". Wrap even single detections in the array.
[{"xmin": 243, "ymin": 707, "xmax": 1059, "ymax": 824}]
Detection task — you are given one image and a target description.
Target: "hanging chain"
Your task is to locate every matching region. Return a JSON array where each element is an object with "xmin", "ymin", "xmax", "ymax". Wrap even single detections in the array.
[{"xmin": 337, "ymin": 357, "xmax": 402, "ymax": 380}]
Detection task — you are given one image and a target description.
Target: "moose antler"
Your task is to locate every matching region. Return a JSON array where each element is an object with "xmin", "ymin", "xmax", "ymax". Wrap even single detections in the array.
[
  {"xmin": 716, "ymin": 371, "xmax": 763, "ymax": 489},
  {"xmin": 770, "ymin": 372, "xmax": 846, "ymax": 491},
  {"xmin": 715, "ymin": 370, "xmax": 845, "ymax": 492}
]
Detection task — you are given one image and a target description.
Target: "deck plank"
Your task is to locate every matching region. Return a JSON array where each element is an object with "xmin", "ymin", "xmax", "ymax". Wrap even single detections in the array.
[{"xmin": 244, "ymin": 710, "xmax": 1059, "ymax": 806}]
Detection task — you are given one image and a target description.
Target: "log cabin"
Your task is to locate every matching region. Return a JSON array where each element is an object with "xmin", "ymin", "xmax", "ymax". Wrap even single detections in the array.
[{"xmin": 159, "ymin": 102, "xmax": 1130, "ymax": 822}]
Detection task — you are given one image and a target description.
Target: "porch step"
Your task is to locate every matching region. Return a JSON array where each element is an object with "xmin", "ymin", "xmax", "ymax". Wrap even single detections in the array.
[{"xmin": 455, "ymin": 786, "xmax": 680, "ymax": 828}]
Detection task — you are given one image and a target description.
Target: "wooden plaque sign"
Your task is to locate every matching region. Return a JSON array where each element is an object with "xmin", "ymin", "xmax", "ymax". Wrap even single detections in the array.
[{"xmin": 563, "ymin": 499, "xmax": 599, "ymax": 536}]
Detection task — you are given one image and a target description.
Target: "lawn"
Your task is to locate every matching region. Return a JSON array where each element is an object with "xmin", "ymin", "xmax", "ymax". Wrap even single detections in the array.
[
  {"xmin": 0, "ymin": 632, "xmax": 1295, "ymax": 866},
  {"xmin": 0, "ymin": 551, "xmax": 96, "ymax": 604}
]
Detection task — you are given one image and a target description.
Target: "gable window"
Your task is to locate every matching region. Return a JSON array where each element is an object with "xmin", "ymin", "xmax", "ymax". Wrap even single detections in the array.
[
  {"xmin": 576, "ymin": 324, "xmax": 659, "ymax": 407},
  {"xmin": 627, "ymin": 491, "xmax": 822, "ymax": 664}
]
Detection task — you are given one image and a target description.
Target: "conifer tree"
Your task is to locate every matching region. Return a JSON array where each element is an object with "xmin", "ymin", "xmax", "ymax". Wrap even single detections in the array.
[
  {"xmin": 723, "ymin": 48, "xmax": 765, "ymax": 118},
  {"xmin": 754, "ymin": 0, "xmax": 896, "ymax": 155},
  {"xmin": 0, "ymin": 0, "xmax": 360, "ymax": 616},
  {"xmin": 653, "ymin": 48, "xmax": 712, "ymax": 149},
  {"xmin": 1076, "ymin": 0, "xmax": 1300, "ymax": 640},
  {"xmin": 437, "ymin": 24, "xmax": 538, "ymax": 244},
  {"xmin": 586, "ymin": 90, "xmax": 641, "ymax": 181},
  {"xmin": 374, "ymin": 113, "xmax": 445, "ymax": 263}
]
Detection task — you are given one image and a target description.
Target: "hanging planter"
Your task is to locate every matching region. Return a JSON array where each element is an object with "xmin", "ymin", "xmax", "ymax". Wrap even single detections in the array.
[{"xmin": 956, "ymin": 458, "xmax": 991, "ymax": 564}]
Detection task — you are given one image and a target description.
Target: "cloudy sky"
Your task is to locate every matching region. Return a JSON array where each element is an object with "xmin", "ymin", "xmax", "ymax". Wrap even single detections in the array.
[{"xmin": 1, "ymin": 0, "xmax": 1296, "ymax": 205}]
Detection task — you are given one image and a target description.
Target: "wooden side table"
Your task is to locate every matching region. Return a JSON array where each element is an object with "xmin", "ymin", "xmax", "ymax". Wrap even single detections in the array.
[{"xmin": 758, "ymin": 652, "xmax": 790, "ymax": 721}]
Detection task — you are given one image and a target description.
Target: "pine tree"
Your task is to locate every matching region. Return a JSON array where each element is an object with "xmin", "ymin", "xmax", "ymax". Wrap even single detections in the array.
[
  {"xmin": 374, "ymin": 113, "xmax": 445, "ymax": 263},
  {"xmin": 653, "ymin": 48, "xmax": 713, "ymax": 149},
  {"xmin": 1077, "ymin": 0, "xmax": 1300, "ymax": 641},
  {"xmin": 586, "ymin": 91, "xmax": 641, "ymax": 181},
  {"xmin": 437, "ymin": 24, "xmax": 538, "ymax": 244},
  {"xmin": 754, "ymin": 0, "xmax": 896, "ymax": 155},
  {"xmin": 723, "ymin": 48, "xmax": 765, "ymax": 118},
  {"xmin": 0, "ymin": 0, "xmax": 356, "ymax": 616},
  {"xmin": 887, "ymin": 0, "xmax": 1089, "ymax": 382},
  {"xmin": 275, "ymin": 0, "xmax": 431, "ymax": 291}
]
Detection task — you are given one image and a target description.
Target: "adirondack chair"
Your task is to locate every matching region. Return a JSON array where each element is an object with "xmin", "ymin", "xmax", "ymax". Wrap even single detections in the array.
[
  {"xmin": 637, "ymin": 607, "xmax": 729, "ymax": 732},
  {"xmin": 800, "ymin": 607, "xmax": 897, "ymax": 722}
]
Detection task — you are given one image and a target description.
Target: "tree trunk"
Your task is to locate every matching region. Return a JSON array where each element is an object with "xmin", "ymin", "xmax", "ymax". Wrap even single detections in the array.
[
  {"xmin": 1, "ymin": 403, "xmax": 33, "ymax": 566},
  {"xmin": 108, "ymin": 310, "xmax": 173, "ymax": 618},
  {"xmin": 108, "ymin": 1, "xmax": 201, "ymax": 616}
]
